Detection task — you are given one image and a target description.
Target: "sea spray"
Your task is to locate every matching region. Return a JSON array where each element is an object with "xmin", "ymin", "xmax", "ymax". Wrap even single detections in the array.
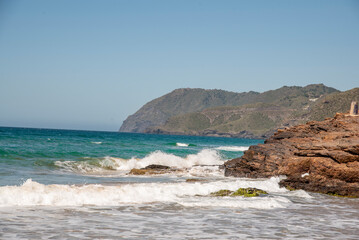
[
  {"xmin": 0, "ymin": 177, "xmax": 292, "ymax": 208},
  {"xmin": 215, "ymin": 146, "xmax": 249, "ymax": 152},
  {"xmin": 55, "ymin": 149, "xmax": 224, "ymax": 174},
  {"xmin": 176, "ymin": 143, "xmax": 189, "ymax": 147}
]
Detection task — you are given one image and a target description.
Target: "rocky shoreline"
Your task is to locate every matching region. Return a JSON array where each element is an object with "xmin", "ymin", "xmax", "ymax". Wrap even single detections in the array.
[
  {"xmin": 145, "ymin": 128, "xmax": 269, "ymax": 139},
  {"xmin": 224, "ymin": 112, "xmax": 359, "ymax": 197}
]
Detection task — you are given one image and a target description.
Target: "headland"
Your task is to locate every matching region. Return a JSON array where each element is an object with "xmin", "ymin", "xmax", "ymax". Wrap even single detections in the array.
[{"xmin": 224, "ymin": 109, "xmax": 359, "ymax": 197}]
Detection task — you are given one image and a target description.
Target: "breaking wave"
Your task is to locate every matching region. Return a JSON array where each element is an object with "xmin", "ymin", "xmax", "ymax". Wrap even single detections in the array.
[
  {"xmin": 0, "ymin": 177, "xmax": 296, "ymax": 208},
  {"xmin": 55, "ymin": 149, "xmax": 223, "ymax": 174},
  {"xmin": 176, "ymin": 142, "xmax": 189, "ymax": 147},
  {"xmin": 167, "ymin": 142, "xmax": 196, "ymax": 147},
  {"xmin": 215, "ymin": 146, "xmax": 249, "ymax": 152}
]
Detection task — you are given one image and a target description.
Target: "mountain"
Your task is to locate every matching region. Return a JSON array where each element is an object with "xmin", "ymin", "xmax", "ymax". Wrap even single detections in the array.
[
  {"xmin": 119, "ymin": 88, "xmax": 260, "ymax": 132},
  {"xmin": 120, "ymin": 84, "xmax": 341, "ymax": 138}
]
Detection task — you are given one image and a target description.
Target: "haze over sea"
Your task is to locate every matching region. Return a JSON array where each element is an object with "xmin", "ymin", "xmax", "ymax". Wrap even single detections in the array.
[{"xmin": 1, "ymin": 127, "xmax": 358, "ymax": 239}]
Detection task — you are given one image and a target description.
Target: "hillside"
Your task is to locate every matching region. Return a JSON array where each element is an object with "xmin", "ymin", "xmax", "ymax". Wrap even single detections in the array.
[
  {"xmin": 146, "ymin": 103, "xmax": 291, "ymax": 138},
  {"xmin": 120, "ymin": 88, "xmax": 260, "ymax": 132},
  {"xmin": 120, "ymin": 84, "xmax": 340, "ymax": 137},
  {"xmin": 308, "ymin": 88, "xmax": 359, "ymax": 121}
]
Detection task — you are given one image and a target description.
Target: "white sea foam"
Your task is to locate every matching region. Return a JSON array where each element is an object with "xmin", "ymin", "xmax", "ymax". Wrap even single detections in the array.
[
  {"xmin": 180, "ymin": 196, "xmax": 290, "ymax": 209},
  {"xmin": 176, "ymin": 142, "xmax": 189, "ymax": 147},
  {"xmin": 0, "ymin": 177, "xmax": 291, "ymax": 208},
  {"xmin": 55, "ymin": 158, "xmax": 120, "ymax": 173},
  {"xmin": 55, "ymin": 149, "xmax": 223, "ymax": 174},
  {"xmin": 215, "ymin": 146, "xmax": 249, "ymax": 152},
  {"xmin": 91, "ymin": 141, "xmax": 102, "ymax": 144},
  {"xmin": 187, "ymin": 165, "xmax": 224, "ymax": 177},
  {"xmin": 287, "ymin": 189, "xmax": 313, "ymax": 198}
]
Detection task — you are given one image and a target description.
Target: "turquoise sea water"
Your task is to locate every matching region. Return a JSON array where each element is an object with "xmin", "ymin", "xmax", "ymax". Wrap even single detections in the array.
[
  {"xmin": 0, "ymin": 127, "xmax": 259, "ymax": 186},
  {"xmin": 1, "ymin": 127, "xmax": 359, "ymax": 239}
]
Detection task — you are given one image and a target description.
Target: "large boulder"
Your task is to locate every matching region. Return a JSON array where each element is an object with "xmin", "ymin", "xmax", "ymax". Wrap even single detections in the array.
[{"xmin": 224, "ymin": 113, "xmax": 359, "ymax": 197}]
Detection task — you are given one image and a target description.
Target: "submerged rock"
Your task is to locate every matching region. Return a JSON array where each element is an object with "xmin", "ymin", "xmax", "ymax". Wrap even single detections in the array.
[
  {"xmin": 143, "ymin": 164, "xmax": 170, "ymax": 170},
  {"xmin": 224, "ymin": 113, "xmax": 359, "ymax": 197},
  {"xmin": 211, "ymin": 189, "xmax": 233, "ymax": 196},
  {"xmin": 210, "ymin": 188, "xmax": 268, "ymax": 197},
  {"xmin": 129, "ymin": 168, "xmax": 153, "ymax": 175},
  {"xmin": 185, "ymin": 178, "xmax": 206, "ymax": 182}
]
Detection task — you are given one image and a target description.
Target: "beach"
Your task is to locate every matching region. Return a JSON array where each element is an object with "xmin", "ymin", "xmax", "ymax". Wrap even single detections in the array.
[{"xmin": 0, "ymin": 127, "xmax": 358, "ymax": 239}]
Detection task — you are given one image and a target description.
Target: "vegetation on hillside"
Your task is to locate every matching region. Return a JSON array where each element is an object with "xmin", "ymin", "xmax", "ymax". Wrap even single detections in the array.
[
  {"xmin": 141, "ymin": 84, "xmax": 354, "ymax": 138},
  {"xmin": 147, "ymin": 87, "xmax": 359, "ymax": 138},
  {"xmin": 119, "ymin": 88, "xmax": 260, "ymax": 132},
  {"xmin": 120, "ymin": 84, "xmax": 338, "ymax": 135},
  {"xmin": 309, "ymin": 88, "xmax": 359, "ymax": 121}
]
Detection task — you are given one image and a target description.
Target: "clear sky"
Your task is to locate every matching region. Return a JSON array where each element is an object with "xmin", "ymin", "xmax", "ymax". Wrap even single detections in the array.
[{"xmin": 1, "ymin": 0, "xmax": 358, "ymax": 131}]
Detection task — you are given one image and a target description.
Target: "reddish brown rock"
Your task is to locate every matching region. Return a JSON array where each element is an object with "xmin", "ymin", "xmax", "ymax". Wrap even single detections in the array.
[{"xmin": 224, "ymin": 113, "xmax": 359, "ymax": 197}]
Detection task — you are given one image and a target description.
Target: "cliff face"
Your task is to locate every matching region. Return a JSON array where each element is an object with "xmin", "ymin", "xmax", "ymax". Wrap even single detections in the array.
[{"xmin": 224, "ymin": 113, "xmax": 359, "ymax": 197}]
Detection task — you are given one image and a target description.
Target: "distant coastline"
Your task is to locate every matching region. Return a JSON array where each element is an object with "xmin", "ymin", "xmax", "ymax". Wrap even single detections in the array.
[{"xmin": 120, "ymin": 84, "xmax": 359, "ymax": 139}]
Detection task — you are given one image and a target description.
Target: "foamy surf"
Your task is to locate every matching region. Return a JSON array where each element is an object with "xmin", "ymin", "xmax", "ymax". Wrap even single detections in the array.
[
  {"xmin": 0, "ymin": 177, "xmax": 296, "ymax": 208},
  {"xmin": 180, "ymin": 196, "xmax": 291, "ymax": 209},
  {"xmin": 215, "ymin": 146, "xmax": 249, "ymax": 152},
  {"xmin": 55, "ymin": 149, "xmax": 224, "ymax": 174},
  {"xmin": 176, "ymin": 142, "xmax": 189, "ymax": 147}
]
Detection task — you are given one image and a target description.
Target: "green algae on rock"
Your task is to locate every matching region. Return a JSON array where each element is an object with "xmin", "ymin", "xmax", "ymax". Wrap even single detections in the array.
[
  {"xmin": 186, "ymin": 178, "xmax": 206, "ymax": 183},
  {"xmin": 210, "ymin": 189, "xmax": 233, "ymax": 196},
  {"xmin": 327, "ymin": 193, "xmax": 357, "ymax": 198},
  {"xmin": 285, "ymin": 186, "xmax": 296, "ymax": 191},
  {"xmin": 231, "ymin": 188, "xmax": 268, "ymax": 197},
  {"xmin": 210, "ymin": 188, "xmax": 268, "ymax": 197}
]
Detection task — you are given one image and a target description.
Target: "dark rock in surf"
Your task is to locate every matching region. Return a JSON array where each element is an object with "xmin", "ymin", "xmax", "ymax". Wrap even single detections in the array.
[
  {"xmin": 129, "ymin": 164, "xmax": 173, "ymax": 175},
  {"xmin": 143, "ymin": 164, "xmax": 170, "ymax": 170}
]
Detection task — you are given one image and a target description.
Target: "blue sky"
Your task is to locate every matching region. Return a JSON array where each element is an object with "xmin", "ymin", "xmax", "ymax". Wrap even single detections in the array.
[{"xmin": 1, "ymin": 0, "xmax": 359, "ymax": 131}]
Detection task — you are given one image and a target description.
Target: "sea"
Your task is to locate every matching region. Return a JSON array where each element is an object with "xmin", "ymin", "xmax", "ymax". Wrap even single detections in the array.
[{"xmin": 0, "ymin": 127, "xmax": 358, "ymax": 239}]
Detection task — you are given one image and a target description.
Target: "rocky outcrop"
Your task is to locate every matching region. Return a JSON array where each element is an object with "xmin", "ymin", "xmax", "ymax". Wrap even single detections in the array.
[
  {"xmin": 224, "ymin": 113, "xmax": 359, "ymax": 197},
  {"xmin": 128, "ymin": 164, "xmax": 173, "ymax": 175}
]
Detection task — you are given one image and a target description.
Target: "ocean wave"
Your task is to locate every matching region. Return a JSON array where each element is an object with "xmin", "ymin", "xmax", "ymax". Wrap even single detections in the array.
[
  {"xmin": 91, "ymin": 142, "xmax": 102, "ymax": 144},
  {"xmin": 167, "ymin": 142, "xmax": 196, "ymax": 147},
  {"xmin": 215, "ymin": 146, "xmax": 249, "ymax": 152},
  {"xmin": 0, "ymin": 177, "xmax": 291, "ymax": 208},
  {"xmin": 287, "ymin": 189, "xmax": 313, "ymax": 198},
  {"xmin": 179, "ymin": 196, "xmax": 290, "ymax": 209},
  {"xmin": 176, "ymin": 142, "xmax": 189, "ymax": 147},
  {"xmin": 55, "ymin": 149, "xmax": 223, "ymax": 174}
]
